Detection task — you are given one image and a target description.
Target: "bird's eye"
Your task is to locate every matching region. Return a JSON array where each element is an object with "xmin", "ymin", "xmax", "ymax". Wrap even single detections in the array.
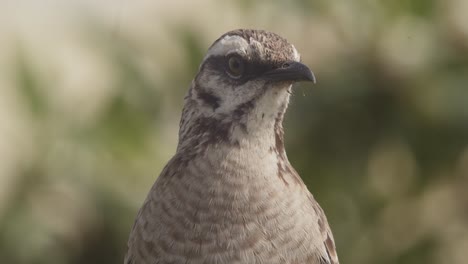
[{"xmin": 227, "ymin": 56, "xmax": 245, "ymax": 78}]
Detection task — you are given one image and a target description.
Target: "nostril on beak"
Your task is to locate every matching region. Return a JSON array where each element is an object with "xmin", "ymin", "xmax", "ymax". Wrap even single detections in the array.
[{"xmin": 281, "ymin": 63, "xmax": 290, "ymax": 69}]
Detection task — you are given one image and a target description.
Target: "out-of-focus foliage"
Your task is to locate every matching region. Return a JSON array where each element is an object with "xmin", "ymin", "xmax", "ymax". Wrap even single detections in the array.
[{"xmin": 0, "ymin": 0, "xmax": 467, "ymax": 263}]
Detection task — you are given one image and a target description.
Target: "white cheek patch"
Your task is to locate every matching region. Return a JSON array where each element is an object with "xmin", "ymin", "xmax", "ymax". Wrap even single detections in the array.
[
  {"xmin": 204, "ymin": 35, "xmax": 250, "ymax": 60},
  {"xmin": 217, "ymin": 83, "xmax": 258, "ymax": 113}
]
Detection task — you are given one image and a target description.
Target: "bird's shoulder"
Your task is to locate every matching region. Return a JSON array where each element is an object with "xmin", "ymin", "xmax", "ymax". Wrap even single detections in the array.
[{"xmin": 308, "ymin": 193, "xmax": 339, "ymax": 264}]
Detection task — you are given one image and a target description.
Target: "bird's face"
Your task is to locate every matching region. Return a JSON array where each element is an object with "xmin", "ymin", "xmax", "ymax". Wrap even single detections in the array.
[
  {"xmin": 178, "ymin": 30, "xmax": 314, "ymax": 148},
  {"xmin": 190, "ymin": 30, "xmax": 315, "ymax": 122}
]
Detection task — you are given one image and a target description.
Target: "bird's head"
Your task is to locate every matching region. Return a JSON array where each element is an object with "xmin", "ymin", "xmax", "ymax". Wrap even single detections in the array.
[{"xmin": 179, "ymin": 29, "xmax": 314, "ymax": 149}]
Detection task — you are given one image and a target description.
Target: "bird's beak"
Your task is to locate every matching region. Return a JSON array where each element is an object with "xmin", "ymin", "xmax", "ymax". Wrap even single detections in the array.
[{"xmin": 263, "ymin": 61, "xmax": 316, "ymax": 84}]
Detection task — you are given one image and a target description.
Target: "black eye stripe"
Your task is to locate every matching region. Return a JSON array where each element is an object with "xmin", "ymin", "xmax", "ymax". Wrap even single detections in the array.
[{"xmin": 201, "ymin": 55, "xmax": 277, "ymax": 84}]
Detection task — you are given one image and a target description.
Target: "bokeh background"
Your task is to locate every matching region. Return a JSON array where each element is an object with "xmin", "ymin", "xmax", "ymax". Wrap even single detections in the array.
[{"xmin": 1, "ymin": 0, "xmax": 468, "ymax": 263}]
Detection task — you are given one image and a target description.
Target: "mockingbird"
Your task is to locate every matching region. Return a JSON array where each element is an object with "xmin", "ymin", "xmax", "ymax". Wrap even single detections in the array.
[{"xmin": 125, "ymin": 29, "xmax": 339, "ymax": 264}]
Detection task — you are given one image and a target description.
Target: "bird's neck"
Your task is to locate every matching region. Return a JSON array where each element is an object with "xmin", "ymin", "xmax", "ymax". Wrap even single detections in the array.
[
  {"xmin": 174, "ymin": 88, "xmax": 304, "ymax": 187},
  {"xmin": 177, "ymin": 114, "xmax": 284, "ymax": 156},
  {"xmin": 177, "ymin": 93, "xmax": 290, "ymax": 157}
]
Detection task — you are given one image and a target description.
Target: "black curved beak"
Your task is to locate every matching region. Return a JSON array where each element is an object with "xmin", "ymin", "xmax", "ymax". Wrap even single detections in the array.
[{"xmin": 263, "ymin": 61, "xmax": 316, "ymax": 83}]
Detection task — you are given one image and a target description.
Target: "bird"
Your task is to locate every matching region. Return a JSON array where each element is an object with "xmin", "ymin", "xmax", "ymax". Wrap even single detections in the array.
[{"xmin": 125, "ymin": 29, "xmax": 339, "ymax": 264}]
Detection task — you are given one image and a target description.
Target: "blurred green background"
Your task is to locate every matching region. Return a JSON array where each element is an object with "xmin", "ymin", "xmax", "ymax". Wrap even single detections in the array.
[{"xmin": 1, "ymin": 0, "xmax": 467, "ymax": 263}]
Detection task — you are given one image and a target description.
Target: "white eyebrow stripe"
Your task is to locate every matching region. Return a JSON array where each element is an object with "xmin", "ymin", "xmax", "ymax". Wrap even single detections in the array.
[{"xmin": 204, "ymin": 35, "xmax": 250, "ymax": 60}]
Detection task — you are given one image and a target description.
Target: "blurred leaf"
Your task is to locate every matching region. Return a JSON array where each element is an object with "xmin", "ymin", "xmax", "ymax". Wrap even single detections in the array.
[
  {"xmin": 175, "ymin": 27, "xmax": 206, "ymax": 74},
  {"xmin": 397, "ymin": 237, "xmax": 437, "ymax": 264},
  {"xmin": 14, "ymin": 47, "xmax": 48, "ymax": 117}
]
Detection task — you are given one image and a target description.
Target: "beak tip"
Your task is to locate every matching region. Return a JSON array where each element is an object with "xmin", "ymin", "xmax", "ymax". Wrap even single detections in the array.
[
  {"xmin": 293, "ymin": 62, "xmax": 316, "ymax": 84},
  {"xmin": 306, "ymin": 70, "xmax": 317, "ymax": 84}
]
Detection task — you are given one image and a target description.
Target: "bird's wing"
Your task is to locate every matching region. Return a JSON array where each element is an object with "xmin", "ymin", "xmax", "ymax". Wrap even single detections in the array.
[
  {"xmin": 311, "ymin": 196, "xmax": 339, "ymax": 264},
  {"xmin": 124, "ymin": 157, "xmax": 178, "ymax": 264}
]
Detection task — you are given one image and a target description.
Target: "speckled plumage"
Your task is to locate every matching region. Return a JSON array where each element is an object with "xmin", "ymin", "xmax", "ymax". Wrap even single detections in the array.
[{"xmin": 125, "ymin": 29, "xmax": 339, "ymax": 264}]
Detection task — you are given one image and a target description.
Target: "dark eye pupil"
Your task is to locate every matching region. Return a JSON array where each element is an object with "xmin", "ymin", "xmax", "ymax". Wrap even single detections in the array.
[
  {"xmin": 228, "ymin": 56, "xmax": 244, "ymax": 77},
  {"xmin": 231, "ymin": 60, "xmax": 239, "ymax": 69}
]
